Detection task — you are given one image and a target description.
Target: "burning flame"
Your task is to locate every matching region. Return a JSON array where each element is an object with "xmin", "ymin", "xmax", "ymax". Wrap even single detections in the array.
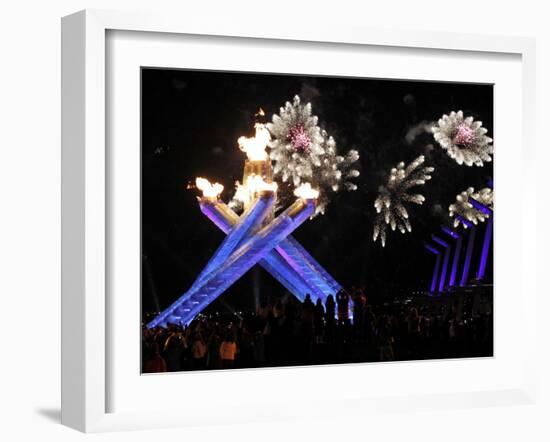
[
  {"xmin": 237, "ymin": 123, "xmax": 270, "ymax": 161},
  {"xmin": 293, "ymin": 182, "xmax": 319, "ymax": 200},
  {"xmin": 195, "ymin": 177, "xmax": 224, "ymax": 199},
  {"xmin": 234, "ymin": 174, "xmax": 277, "ymax": 206}
]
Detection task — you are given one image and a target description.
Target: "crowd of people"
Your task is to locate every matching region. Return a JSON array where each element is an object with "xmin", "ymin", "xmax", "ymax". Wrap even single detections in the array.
[{"xmin": 142, "ymin": 288, "xmax": 493, "ymax": 373}]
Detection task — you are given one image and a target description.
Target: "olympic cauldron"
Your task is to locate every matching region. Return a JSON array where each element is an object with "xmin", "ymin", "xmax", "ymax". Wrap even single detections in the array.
[{"xmin": 147, "ymin": 125, "xmax": 341, "ymax": 328}]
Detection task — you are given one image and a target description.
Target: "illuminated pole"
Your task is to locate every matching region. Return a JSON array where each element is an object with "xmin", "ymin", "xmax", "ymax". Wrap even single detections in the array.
[
  {"xmin": 459, "ymin": 216, "xmax": 477, "ymax": 287},
  {"xmin": 193, "ymin": 193, "xmax": 275, "ymax": 290},
  {"xmin": 476, "ymin": 217, "xmax": 493, "ymax": 280},
  {"xmin": 470, "ymin": 198, "xmax": 493, "ymax": 281},
  {"xmin": 148, "ymin": 192, "xmax": 275, "ymax": 328},
  {"xmin": 425, "ymin": 243, "xmax": 441, "ymax": 294},
  {"xmin": 432, "ymin": 235, "xmax": 450, "ymax": 293},
  {"xmin": 442, "ymin": 226, "xmax": 462, "ymax": 288}
]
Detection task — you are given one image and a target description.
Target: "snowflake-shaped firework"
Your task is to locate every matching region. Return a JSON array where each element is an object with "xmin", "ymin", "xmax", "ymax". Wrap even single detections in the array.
[
  {"xmin": 373, "ymin": 155, "xmax": 434, "ymax": 247},
  {"xmin": 449, "ymin": 187, "xmax": 493, "ymax": 228},
  {"xmin": 432, "ymin": 110, "xmax": 493, "ymax": 167},
  {"xmin": 267, "ymin": 95, "xmax": 360, "ymax": 215}
]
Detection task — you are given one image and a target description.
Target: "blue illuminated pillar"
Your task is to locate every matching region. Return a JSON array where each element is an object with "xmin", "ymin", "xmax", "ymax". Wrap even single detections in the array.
[
  {"xmin": 476, "ymin": 216, "xmax": 493, "ymax": 280},
  {"xmin": 148, "ymin": 197, "xmax": 316, "ymax": 328},
  {"xmin": 199, "ymin": 198, "xmax": 319, "ymax": 300},
  {"xmin": 425, "ymin": 243, "xmax": 441, "ymax": 294},
  {"xmin": 432, "ymin": 235, "xmax": 450, "ymax": 293},
  {"xmin": 192, "ymin": 193, "xmax": 275, "ymax": 290},
  {"xmin": 460, "ymin": 223, "xmax": 477, "ymax": 287},
  {"xmin": 441, "ymin": 226, "xmax": 462, "ymax": 288},
  {"xmin": 468, "ymin": 197, "xmax": 493, "ymax": 282},
  {"xmin": 178, "ymin": 198, "xmax": 316, "ymax": 325}
]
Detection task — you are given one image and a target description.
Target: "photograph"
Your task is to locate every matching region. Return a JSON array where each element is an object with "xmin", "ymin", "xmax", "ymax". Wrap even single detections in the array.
[{"xmin": 140, "ymin": 68, "xmax": 494, "ymax": 373}]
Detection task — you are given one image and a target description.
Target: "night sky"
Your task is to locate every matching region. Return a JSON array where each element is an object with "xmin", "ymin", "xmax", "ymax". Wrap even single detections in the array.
[{"xmin": 141, "ymin": 68, "xmax": 493, "ymax": 316}]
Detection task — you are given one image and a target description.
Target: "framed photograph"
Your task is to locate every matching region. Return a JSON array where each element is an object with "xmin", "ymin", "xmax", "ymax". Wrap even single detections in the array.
[{"xmin": 61, "ymin": 9, "xmax": 537, "ymax": 432}]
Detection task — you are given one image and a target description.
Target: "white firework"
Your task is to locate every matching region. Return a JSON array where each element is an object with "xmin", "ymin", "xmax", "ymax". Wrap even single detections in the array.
[
  {"xmin": 449, "ymin": 187, "xmax": 494, "ymax": 228},
  {"xmin": 267, "ymin": 95, "xmax": 360, "ymax": 215},
  {"xmin": 432, "ymin": 110, "xmax": 493, "ymax": 167},
  {"xmin": 373, "ymin": 155, "xmax": 434, "ymax": 247}
]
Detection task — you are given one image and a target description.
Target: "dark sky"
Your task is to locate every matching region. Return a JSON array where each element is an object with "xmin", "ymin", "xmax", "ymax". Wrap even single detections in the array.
[{"xmin": 141, "ymin": 68, "xmax": 493, "ymax": 315}]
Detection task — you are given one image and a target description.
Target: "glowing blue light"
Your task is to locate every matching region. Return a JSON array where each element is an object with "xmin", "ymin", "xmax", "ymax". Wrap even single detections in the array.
[
  {"xmin": 456, "ymin": 215, "xmax": 474, "ymax": 229},
  {"xmin": 460, "ymin": 225, "xmax": 477, "ymax": 286},
  {"xmin": 190, "ymin": 194, "xmax": 275, "ymax": 291},
  {"xmin": 476, "ymin": 216, "xmax": 493, "ymax": 280},
  {"xmin": 441, "ymin": 227, "xmax": 462, "ymax": 287},
  {"xmin": 441, "ymin": 226, "xmax": 460, "ymax": 240},
  {"xmin": 147, "ymin": 198, "xmax": 316, "ymax": 328},
  {"xmin": 201, "ymin": 201, "xmax": 316, "ymax": 299},
  {"xmin": 147, "ymin": 195, "xmax": 275, "ymax": 328},
  {"xmin": 431, "ymin": 235, "xmax": 450, "ymax": 293},
  {"xmin": 424, "ymin": 243, "xmax": 441, "ymax": 294},
  {"xmin": 201, "ymin": 201, "xmax": 340, "ymax": 304}
]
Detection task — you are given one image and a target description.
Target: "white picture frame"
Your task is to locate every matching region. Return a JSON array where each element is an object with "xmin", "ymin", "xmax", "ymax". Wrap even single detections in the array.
[{"xmin": 61, "ymin": 9, "xmax": 537, "ymax": 433}]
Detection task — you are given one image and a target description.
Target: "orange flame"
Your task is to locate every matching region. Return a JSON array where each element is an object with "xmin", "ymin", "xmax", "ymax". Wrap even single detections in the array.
[
  {"xmin": 195, "ymin": 177, "xmax": 224, "ymax": 199},
  {"xmin": 237, "ymin": 123, "xmax": 270, "ymax": 161},
  {"xmin": 234, "ymin": 174, "xmax": 277, "ymax": 206}
]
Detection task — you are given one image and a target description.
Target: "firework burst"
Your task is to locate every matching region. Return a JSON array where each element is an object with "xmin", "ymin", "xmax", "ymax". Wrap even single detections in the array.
[
  {"xmin": 373, "ymin": 155, "xmax": 434, "ymax": 247},
  {"xmin": 267, "ymin": 95, "xmax": 360, "ymax": 215},
  {"xmin": 432, "ymin": 110, "xmax": 493, "ymax": 167},
  {"xmin": 449, "ymin": 187, "xmax": 494, "ymax": 228}
]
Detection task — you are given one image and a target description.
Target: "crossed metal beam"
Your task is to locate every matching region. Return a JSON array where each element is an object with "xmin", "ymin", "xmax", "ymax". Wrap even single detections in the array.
[{"xmin": 147, "ymin": 193, "xmax": 341, "ymax": 328}]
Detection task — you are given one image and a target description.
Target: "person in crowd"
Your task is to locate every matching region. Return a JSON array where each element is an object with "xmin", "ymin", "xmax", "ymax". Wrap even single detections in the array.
[
  {"xmin": 191, "ymin": 331, "xmax": 207, "ymax": 370},
  {"xmin": 406, "ymin": 307, "xmax": 421, "ymax": 358},
  {"xmin": 302, "ymin": 294, "xmax": 315, "ymax": 327},
  {"xmin": 273, "ymin": 299, "xmax": 285, "ymax": 320},
  {"xmin": 219, "ymin": 332, "xmax": 238, "ymax": 369},
  {"xmin": 252, "ymin": 330, "xmax": 265, "ymax": 366},
  {"xmin": 313, "ymin": 298, "xmax": 325, "ymax": 343},
  {"xmin": 238, "ymin": 325, "xmax": 254, "ymax": 368},
  {"xmin": 206, "ymin": 330, "xmax": 221, "ymax": 369},
  {"xmin": 163, "ymin": 330, "xmax": 184, "ymax": 372},
  {"xmin": 352, "ymin": 289, "xmax": 366, "ymax": 338},
  {"xmin": 336, "ymin": 288, "xmax": 350, "ymax": 325},
  {"xmin": 143, "ymin": 343, "xmax": 167, "ymax": 373},
  {"xmin": 377, "ymin": 316, "xmax": 395, "ymax": 362},
  {"xmin": 325, "ymin": 294, "xmax": 336, "ymax": 321}
]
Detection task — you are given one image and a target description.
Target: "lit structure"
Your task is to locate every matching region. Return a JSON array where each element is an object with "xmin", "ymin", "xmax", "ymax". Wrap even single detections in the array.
[
  {"xmin": 470, "ymin": 197, "xmax": 493, "ymax": 280},
  {"xmin": 459, "ymin": 223, "xmax": 477, "ymax": 287},
  {"xmin": 441, "ymin": 226, "xmax": 462, "ymax": 287},
  {"xmin": 199, "ymin": 198, "xmax": 341, "ymax": 302},
  {"xmin": 424, "ymin": 242, "xmax": 442, "ymax": 294},
  {"xmin": 425, "ymin": 192, "xmax": 493, "ymax": 294},
  {"xmin": 431, "ymin": 235, "xmax": 451, "ymax": 293},
  {"xmin": 148, "ymin": 124, "xmax": 341, "ymax": 328}
]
